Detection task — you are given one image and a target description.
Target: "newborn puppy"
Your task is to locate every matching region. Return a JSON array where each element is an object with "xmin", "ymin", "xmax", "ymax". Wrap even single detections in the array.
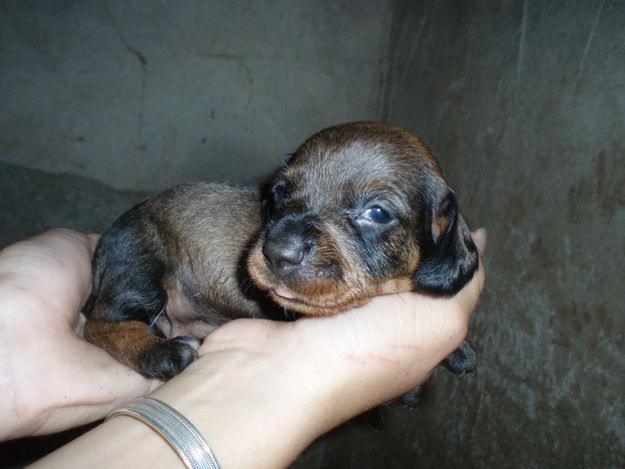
[{"xmin": 83, "ymin": 122, "xmax": 478, "ymax": 379}]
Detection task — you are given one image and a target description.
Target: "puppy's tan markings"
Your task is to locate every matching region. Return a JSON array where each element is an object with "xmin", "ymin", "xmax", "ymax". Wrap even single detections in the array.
[{"xmin": 84, "ymin": 320, "xmax": 160, "ymax": 369}]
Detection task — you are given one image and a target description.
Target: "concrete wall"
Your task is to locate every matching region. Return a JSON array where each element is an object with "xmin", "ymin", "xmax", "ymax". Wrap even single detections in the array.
[
  {"xmin": 296, "ymin": 1, "xmax": 625, "ymax": 467},
  {"xmin": 1, "ymin": 0, "xmax": 391, "ymax": 191},
  {"xmin": 1, "ymin": 0, "xmax": 624, "ymax": 467}
]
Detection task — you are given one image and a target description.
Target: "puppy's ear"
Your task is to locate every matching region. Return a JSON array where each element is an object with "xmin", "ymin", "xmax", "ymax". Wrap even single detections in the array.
[
  {"xmin": 260, "ymin": 176, "xmax": 291, "ymax": 224},
  {"xmin": 413, "ymin": 184, "xmax": 479, "ymax": 296},
  {"xmin": 259, "ymin": 182, "xmax": 274, "ymax": 224}
]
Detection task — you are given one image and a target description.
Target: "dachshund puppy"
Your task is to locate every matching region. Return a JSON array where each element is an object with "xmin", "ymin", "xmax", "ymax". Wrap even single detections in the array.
[{"xmin": 83, "ymin": 122, "xmax": 478, "ymax": 379}]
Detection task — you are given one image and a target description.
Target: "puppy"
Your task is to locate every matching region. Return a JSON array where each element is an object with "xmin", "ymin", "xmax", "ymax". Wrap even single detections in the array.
[{"xmin": 83, "ymin": 122, "xmax": 478, "ymax": 379}]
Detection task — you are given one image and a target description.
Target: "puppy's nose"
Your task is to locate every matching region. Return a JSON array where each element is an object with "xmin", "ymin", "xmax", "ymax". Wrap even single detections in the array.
[{"xmin": 263, "ymin": 238, "xmax": 305, "ymax": 276}]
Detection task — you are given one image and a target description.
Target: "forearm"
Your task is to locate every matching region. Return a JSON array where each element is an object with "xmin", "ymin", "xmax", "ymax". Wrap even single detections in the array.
[
  {"xmin": 35, "ymin": 389, "xmax": 319, "ymax": 469},
  {"xmin": 31, "ymin": 414, "xmax": 180, "ymax": 468},
  {"xmin": 34, "ymin": 323, "xmax": 331, "ymax": 469}
]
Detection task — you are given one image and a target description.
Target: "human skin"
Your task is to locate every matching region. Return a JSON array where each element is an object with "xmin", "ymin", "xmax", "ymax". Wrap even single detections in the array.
[
  {"xmin": 0, "ymin": 230, "xmax": 160, "ymax": 441},
  {"xmin": 0, "ymin": 229, "xmax": 485, "ymax": 467}
]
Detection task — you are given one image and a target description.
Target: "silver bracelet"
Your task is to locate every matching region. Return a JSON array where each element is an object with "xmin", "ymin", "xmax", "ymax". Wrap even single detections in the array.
[{"xmin": 106, "ymin": 397, "xmax": 220, "ymax": 469}]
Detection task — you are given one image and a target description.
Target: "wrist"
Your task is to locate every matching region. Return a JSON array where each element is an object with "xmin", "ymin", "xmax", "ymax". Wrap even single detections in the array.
[{"xmin": 147, "ymin": 321, "xmax": 332, "ymax": 468}]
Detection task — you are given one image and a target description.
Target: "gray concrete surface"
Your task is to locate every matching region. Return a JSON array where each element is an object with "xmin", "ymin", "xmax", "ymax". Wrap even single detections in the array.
[
  {"xmin": 297, "ymin": 1, "xmax": 625, "ymax": 467},
  {"xmin": 1, "ymin": 0, "xmax": 391, "ymax": 191},
  {"xmin": 0, "ymin": 161, "xmax": 147, "ymax": 248},
  {"xmin": 1, "ymin": 0, "xmax": 624, "ymax": 467}
]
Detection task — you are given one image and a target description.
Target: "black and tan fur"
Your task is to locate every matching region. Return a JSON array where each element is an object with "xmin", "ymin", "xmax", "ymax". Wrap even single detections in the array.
[{"xmin": 83, "ymin": 122, "xmax": 478, "ymax": 379}]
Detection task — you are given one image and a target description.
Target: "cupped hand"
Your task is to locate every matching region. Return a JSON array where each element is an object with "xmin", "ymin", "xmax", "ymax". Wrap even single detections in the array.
[
  {"xmin": 145, "ymin": 230, "xmax": 486, "ymax": 468},
  {"xmin": 4, "ymin": 226, "xmax": 485, "ymax": 469},
  {"xmin": 0, "ymin": 229, "xmax": 159, "ymax": 441},
  {"xmin": 31, "ymin": 230, "xmax": 485, "ymax": 468}
]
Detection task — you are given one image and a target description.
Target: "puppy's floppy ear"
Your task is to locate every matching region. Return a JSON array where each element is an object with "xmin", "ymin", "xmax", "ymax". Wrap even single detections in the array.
[
  {"xmin": 259, "ymin": 182, "xmax": 274, "ymax": 224},
  {"xmin": 260, "ymin": 154, "xmax": 295, "ymax": 223},
  {"xmin": 413, "ymin": 182, "xmax": 479, "ymax": 296}
]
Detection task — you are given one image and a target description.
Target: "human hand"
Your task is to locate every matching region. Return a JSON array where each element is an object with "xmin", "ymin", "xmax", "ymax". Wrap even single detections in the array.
[
  {"xmin": 0, "ymin": 229, "xmax": 159, "ymax": 441},
  {"xmin": 136, "ymin": 229, "xmax": 487, "ymax": 468},
  {"xmin": 30, "ymin": 229, "xmax": 486, "ymax": 469}
]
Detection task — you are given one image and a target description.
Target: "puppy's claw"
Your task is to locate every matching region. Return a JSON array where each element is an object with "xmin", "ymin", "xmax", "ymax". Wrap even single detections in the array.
[
  {"xmin": 172, "ymin": 336, "xmax": 201, "ymax": 351},
  {"xmin": 138, "ymin": 336, "xmax": 199, "ymax": 379}
]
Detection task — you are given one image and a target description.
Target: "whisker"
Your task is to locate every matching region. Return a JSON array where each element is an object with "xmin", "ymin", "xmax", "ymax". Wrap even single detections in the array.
[{"xmin": 149, "ymin": 303, "xmax": 166, "ymax": 328}]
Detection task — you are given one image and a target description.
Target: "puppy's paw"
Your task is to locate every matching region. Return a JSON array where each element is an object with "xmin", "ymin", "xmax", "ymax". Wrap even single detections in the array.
[
  {"xmin": 399, "ymin": 385, "xmax": 424, "ymax": 408},
  {"xmin": 441, "ymin": 340, "xmax": 477, "ymax": 376},
  {"xmin": 138, "ymin": 336, "xmax": 200, "ymax": 379}
]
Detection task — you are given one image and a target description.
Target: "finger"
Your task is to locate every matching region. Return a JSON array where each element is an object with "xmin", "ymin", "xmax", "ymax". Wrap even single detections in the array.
[
  {"xmin": 34, "ymin": 229, "xmax": 96, "ymax": 310},
  {"xmin": 87, "ymin": 233, "xmax": 101, "ymax": 252},
  {"xmin": 0, "ymin": 229, "xmax": 95, "ymax": 321},
  {"xmin": 472, "ymin": 228, "xmax": 486, "ymax": 290},
  {"xmin": 471, "ymin": 228, "xmax": 487, "ymax": 255}
]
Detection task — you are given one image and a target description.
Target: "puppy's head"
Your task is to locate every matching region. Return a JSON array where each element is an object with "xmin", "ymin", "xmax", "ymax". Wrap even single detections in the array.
[{"xmin": 247, "ymin": 122, "xmax": 478, "ymax": 316}]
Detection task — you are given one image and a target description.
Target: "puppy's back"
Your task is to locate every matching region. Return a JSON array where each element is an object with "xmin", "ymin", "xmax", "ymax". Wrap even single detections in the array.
[{"xmin": 82, "ymin": 183, "xmax": 264, "ymax": 378}]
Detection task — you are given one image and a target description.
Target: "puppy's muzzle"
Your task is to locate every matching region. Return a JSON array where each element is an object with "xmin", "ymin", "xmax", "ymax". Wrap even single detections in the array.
[
  {"xmin": 263, "ymin": 236, "xmax": 307, "ymax": 276},
  {"xmin": 262, "ymin": 218, "xmax": 314, "ymax": 278}
]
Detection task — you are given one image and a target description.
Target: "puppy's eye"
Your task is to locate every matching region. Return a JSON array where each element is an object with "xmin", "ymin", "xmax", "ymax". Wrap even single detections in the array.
[
  {"xmin": 362, "ymin": 206, "xmax": 392, "ymax": 224},
  {"xmin": 272, "ymin": 181, "xmax": 290, "ymax": 203}
]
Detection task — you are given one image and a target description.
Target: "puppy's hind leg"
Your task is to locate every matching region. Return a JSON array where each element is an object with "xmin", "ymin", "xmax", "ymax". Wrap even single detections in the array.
[
  {"xmin": 84, "ymin": 318, "xmax": 199, "ymax": 380},
  {"xmin": 83, "ymin": 221, "xmax": 199, "ymax": 379},
  {"xmin": 83, "ymin": 280, "xmax": 200, "ymax": 379}
]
